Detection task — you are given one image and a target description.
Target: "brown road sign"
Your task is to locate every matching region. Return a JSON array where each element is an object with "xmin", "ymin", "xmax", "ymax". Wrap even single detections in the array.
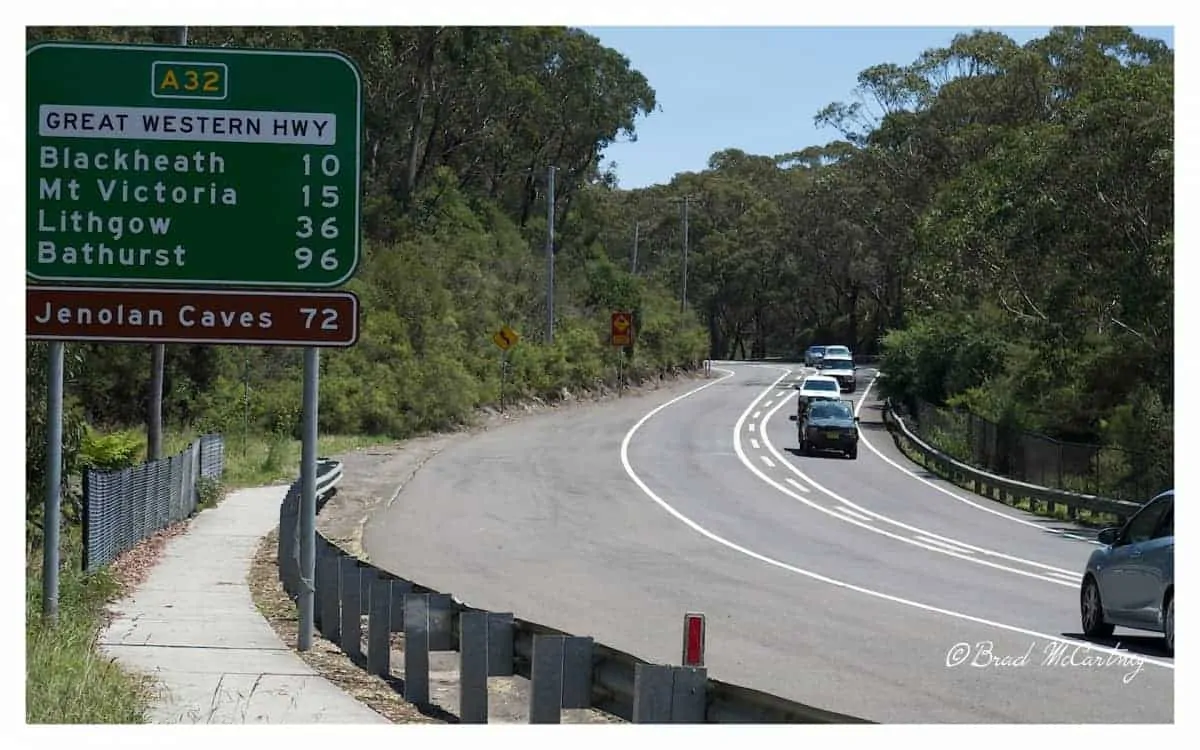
[{"xmin": 27, "ymin": 286, "xmax": 359, "ymax": 347}]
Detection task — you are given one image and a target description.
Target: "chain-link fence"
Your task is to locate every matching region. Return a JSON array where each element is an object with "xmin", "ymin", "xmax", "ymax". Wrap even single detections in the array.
[
  {"xmin": 81, "ymin": 434, "xmax": 225, "ymax": 573},
  {"xmin": 905, "ymin": 400, "xmax": 1163, "ymax": 502}
]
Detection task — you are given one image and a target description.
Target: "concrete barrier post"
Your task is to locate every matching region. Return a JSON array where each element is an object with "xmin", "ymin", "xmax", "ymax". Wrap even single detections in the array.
[
  {"xmin": 486, "ymin": 612, "xmax": 515, "ymax": 676},
  {"xmin": 632, "ymin": 664, "xmax": 708, "ymax": 723},
  {"xmin": 316, "ymin": 552, "xmax": 341, "ymax": 642},
  {"xmin": 529, "ymin": 634, "xmax": 565, "ymax": 724},
  {"xmin": 403, "ymin": 593, "xmax": 430, "ymax": 704},
  {"xmin": 367, "ymin": 577, "xmax": 391, "ymax": 677},
  {"xmin": 428, "ymin": 592, "xmax": 455, "ymax": 651},
  {"xmin": 459, "ymin": 611, "xmax": 489, "ymax": 723},
  {"xmin": 561, "ymin": 636, "xmax": 594, "ymax": 709},
  {"xmin": 389, "ymin": 579, "xmax": 414, "ymax": 632},
  {"xmin": 339, "ymin": 557, "xmax": 363, "ymax": 659}
]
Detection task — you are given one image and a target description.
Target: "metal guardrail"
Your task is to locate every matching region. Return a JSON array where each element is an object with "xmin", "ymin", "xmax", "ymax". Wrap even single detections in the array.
[
  {"xmin": 882, "ymin": 403, "xmax": 1143, "ymax": 524},
  {"xmin": 275, "ymin": 461, "xmax": 874, "ymax": 724}
]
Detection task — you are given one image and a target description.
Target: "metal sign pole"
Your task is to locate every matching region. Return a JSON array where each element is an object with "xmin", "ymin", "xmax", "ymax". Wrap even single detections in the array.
[
  {"xmin": 297, "ymin": 346, "xmax": 320, "ymax": 650},
  {"xmin": 500, "ymin": 349, "xmax": 507, "ymax": 412},
  {"xmin": 42, "ymin": 340, "xmax": 65, "ymax": 623}
]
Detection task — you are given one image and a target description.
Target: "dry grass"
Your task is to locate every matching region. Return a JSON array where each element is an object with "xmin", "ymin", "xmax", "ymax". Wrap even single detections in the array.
[{"xmin": 246, "ymin": 529, "xmax": 444, "ymax": 724}]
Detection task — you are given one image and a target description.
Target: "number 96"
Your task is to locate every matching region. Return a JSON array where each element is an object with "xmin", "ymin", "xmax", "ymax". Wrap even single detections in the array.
[{"xmin": 295, "ymin": 247, "xmax": 338, "ymax": 271}]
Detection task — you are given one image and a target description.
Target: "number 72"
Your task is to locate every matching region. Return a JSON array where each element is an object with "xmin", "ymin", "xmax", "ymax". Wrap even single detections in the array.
[{"xmin": 300, "ymin": 307, "xmax": 339, "ymax": 330}]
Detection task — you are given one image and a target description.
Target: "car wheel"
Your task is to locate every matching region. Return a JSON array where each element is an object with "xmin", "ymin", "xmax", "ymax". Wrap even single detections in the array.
[
  {"xmin": 847, "ymin": 446, "xmax": 857, "ymax": 459},
  {"xmin": 1081, "ymin": 575, "xmax": 1115, "ymax": 638},
  {"xmin": 1164, "ymin": 594, "xmax": 1174, "ymax": 656}
]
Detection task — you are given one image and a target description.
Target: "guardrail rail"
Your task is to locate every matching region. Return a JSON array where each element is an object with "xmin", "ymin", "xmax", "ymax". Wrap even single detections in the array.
[
  {"xmin": 881, "ymin": 402, "xmax": 1142, "ymax": 525},
  {"xmin": 275, "ymin": 460, "xmax": 874, "ymax": 724}
]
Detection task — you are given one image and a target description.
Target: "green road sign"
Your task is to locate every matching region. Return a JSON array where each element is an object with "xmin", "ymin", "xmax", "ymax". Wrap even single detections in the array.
[{"xmin": 27, "ymin": 42, "xmax": 362, "ymax": 288}]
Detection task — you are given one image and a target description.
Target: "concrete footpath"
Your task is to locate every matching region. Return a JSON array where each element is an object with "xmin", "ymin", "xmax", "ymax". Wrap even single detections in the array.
[{"xmin": 98, "ymin": 485, "xmax": 387, "ymax": 724}]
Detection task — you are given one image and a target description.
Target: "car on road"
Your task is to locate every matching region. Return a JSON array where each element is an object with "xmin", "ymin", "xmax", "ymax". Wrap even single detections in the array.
[
  {"xmin": 799, "ymin": 399, "xmax": 860, "ymax": 459},
  {"xmin": 794, "ymin": 375, "xmax": 842, "ymax": 414},
  {"xmin": 823, "ymin": 345, "xmax": 852, "ymax": 360},
  {"xmin": 1080, "ymin": 489, "xmax": 1174, "ymax": 655},
  {"xmin": 804, "ymin": 345, "xmax": 826, "ymax": 366},
  {"xmin": 817, "ymin": 355, "xmax": 857, "ymax": 392}
]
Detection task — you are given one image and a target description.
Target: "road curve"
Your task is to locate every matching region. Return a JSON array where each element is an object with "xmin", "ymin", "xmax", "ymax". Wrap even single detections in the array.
[{"xmin": 363, "ymin": 363, "xmax": 1172, "ymax": 723}]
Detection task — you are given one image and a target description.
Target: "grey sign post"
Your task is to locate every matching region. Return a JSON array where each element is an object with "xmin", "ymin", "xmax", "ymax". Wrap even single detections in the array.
[{"xmin": 41, "ymin": 341, "xmax": 65, "ymax": 622}]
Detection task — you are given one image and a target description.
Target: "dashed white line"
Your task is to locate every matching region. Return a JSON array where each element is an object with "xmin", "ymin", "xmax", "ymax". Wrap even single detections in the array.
[
  {"xmin": 763, "ymin": 400, "xmax": 773, "ymax": 408},
  {"xmin": 750, "ymin": 438, "xmax": 761, "ymax": 450},
  {"xmin": 748, "ymin": 423, "xmax": 756, "ymax": 433},
  {"xmin": 836, "ymin": 506, "xmax": 873, "ymax": 522},
  {"xmin": 785, "ymin": 478, "xmax": 809, "ymax": 493},
  {"xmin": 914, "ymin": 535, "xmax": 976, "ymax": 555},
  {"xmin": 749, "ymin": 371, "xmax": 1083, "ymax": 587},
  {"xmin": 618, "ymin": 366, "xmax": 1173, "ymax": 672},
  {"xmin": 760, "ymin": 455, "xmax": 776, "ymax": 468},
  {"xmin": 775, "ymin": 390, "xmax": 787, "ymax": 397},
  {"xmin": 753, "ymin": 410, "xmax": 762, "ymax": 419}
]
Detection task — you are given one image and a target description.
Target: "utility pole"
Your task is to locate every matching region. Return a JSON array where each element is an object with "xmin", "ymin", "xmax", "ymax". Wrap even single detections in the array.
[
  {"xmin": 631, "ymin": 220, "xmax": 640, "ymax": 275},
  {"xmin": 546, "ymin": 165, "xmax": 556, "ymax": 344},
  {"xmin": 680, "ymin": 196, "xmax": 692, "ymax": 313},
  {"xmin": 148, "ymin": 23, "xmax": 189, "ymax": 462}
]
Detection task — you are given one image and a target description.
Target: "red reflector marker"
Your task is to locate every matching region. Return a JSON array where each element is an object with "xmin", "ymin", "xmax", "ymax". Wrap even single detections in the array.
[{"xmin": 682, "ymin": 612, "xmax": 706, "ymax": 667}]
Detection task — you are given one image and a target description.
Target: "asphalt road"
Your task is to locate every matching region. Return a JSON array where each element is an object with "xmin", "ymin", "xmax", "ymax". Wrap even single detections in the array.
[{"xmin": 363, "ymin": 363, "xmax": 1173, "ymax": 723}]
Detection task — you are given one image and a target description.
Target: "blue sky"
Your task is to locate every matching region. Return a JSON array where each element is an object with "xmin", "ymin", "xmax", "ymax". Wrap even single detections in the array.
[{"xmin": 584, "ymin": 26, "xmax": 1175, "ymax": 189}]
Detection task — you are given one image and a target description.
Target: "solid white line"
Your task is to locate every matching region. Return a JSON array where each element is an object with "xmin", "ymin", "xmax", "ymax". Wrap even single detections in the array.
[
  {"xmin": 758, "ymin": 393, "xmax": 1081, "ymax": 578},
  {"xmin": 914, "ymin": 535, "xmax": 976, "ymax": 554},
  {"xmin": 760, "ymin": 455, "xmax": 775, "ymax": 469},
  {"xmin": 753, "ymin": 410, "xmax": 762, "ymax": 419},
  {"xmin": 852, "ymin": 377, "xmax": 1064, "ymax": 532},
  {"xmin": 837, "ymin": 506, "xmax": 873, "ymax": 522},
  {"xmin": 785, "ymin": 477, "xmax": 809, "ymax": 493},
  {"xmin": 750, "ymin": 438, "xmax": 761, "ymax": 450},
  {"xmin": 616, "ymin": 370, "xmax": 1173, "ymax": 671}
]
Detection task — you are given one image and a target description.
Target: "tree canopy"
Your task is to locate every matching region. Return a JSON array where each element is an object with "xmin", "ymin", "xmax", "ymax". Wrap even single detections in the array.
[{"xmin": 26, "ymin": 25, "xmax": 1173, "ymax": 505}]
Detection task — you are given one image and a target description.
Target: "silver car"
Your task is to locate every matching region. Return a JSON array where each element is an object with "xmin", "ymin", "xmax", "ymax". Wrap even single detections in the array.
[{"xmin": 1080, "ymin": 489, "xmax": 1174, "ymax": 655}]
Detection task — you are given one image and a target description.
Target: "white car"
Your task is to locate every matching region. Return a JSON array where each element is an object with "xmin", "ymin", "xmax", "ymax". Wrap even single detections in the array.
[
  {"xmin": 816, "ymin": 355, "xmax": 857, "ymax": 392},
  {"xmin": 794, "ymin": 375, "xmax": 842, "ymax": 413}
]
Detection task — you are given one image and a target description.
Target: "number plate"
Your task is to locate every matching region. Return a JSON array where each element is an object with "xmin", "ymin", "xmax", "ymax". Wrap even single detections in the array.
[{"xmin": 825, "ymin": 431, "xmax": 841, "ymax": 440}]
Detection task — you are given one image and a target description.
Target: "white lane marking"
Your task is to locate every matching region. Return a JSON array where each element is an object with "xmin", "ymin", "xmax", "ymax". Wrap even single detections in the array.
[
  {"xmin": 748, "ymin": 423, "xmax": 756, "ymax": 433},
  {"xmin": 775, "ymin": 390, "xmax": 787, "ymax": 397},
  {"xmin": 760, "ymin": 393, "xmax": 1081, "ymax": 578},
  {"xmin": 617, "ymin": 369, "xmax": 1173, "ymax": 671},
  {"xmin": 1047, "ymin": 569, "xmax": 1084, "ymax": 582},
  {"xmin": 747, "ymin": 375, "xmax": 1081, "ymax": 588},
  {"xmin": 853, "ymin": 378, "xmax": 1068, "ymax": 532},
  {"xmin": 750, "ymin": 438, "xmax": 761, "ymax": 450},
  {"xmin": 915, "ymin": 535, "xmax": 976, "ymax": 555},
  {"xmin": 763, "ymin": 400, "xmax": 774, "ymax": 408},
  {"xmin": 760, "ymin": 455, "xmax": 776, "ymax": 469},
  {"xmin": 836, "ymin": 506, "xmax": 873, "ymax": 522},
  {"xmin": 753, "ymin": 410, "xmax": 762, "ymax": 420},
  {"xmin": 785, "ymin": 478, "xmax": 809, "ymax": 493}
]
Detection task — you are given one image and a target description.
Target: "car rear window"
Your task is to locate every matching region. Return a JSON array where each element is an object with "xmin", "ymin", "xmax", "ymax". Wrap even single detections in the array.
[{"xmin": 806, "ymin": 380, "xmax": 838, "ymax": 391}]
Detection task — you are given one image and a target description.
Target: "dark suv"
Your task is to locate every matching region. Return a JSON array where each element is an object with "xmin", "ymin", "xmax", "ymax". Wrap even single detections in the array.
[{"xmin": 799, "ymin": 399, "xmax": 860, "ymax": 459}]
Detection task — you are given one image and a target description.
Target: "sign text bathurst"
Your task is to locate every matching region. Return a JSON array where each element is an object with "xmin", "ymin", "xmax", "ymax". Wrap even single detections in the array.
[{"xmin": 26, "ymin": 43, "xmax": 363, "ymax": 288}]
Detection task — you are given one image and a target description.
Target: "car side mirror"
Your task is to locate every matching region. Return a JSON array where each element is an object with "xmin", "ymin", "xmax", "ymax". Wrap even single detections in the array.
[
  {"xmin": 854, "ymin": 416, "xmax": 860, "ymax": 423},
  {"xmin": 792, "ymin": 384, "xmax": 802, "ymax": 390},
  {"xmin": 1097, "ymin": 527, "xmax": 1120, "ymax": 546}
]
